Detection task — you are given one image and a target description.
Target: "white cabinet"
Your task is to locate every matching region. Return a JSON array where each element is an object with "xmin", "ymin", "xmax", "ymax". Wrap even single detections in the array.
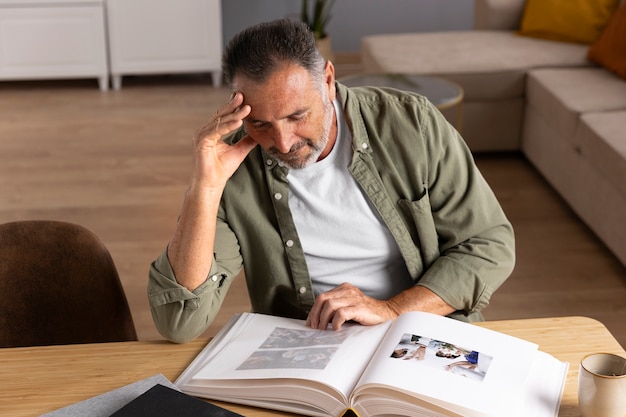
[
  {"xmin": 0, "ymin": 0, "xmax": 108, "ymax": 90},
  {"xmin": 106, "ymin": 0, "xmax": 223, "ymax": 90},
  {"xmin": 0, "ymin": 0, "xmax": 222, "ymax": 90}
]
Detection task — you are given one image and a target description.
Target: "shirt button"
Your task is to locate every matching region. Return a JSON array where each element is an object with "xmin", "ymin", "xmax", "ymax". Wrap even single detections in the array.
[
  {"xmin": 299, "ymin": 286, "xmax": 307, "ymax": 294},
  {"xmin": 285, "ymin": 239, "xmax": 294, "ymax": 247},
  {"xmin": 361, "ymin": 143, "xmax": 368, "ymax": 149},
  {"xmin": 274, "ymin": 192, "xmax": 282, "ymax": 200},
  {"xmin": 209, "ymin": 274, "xmax": 219, "ymax": 282},
  {"xmin": 266, "ymin": 159, "xmax": 273, "ymax": 166}
]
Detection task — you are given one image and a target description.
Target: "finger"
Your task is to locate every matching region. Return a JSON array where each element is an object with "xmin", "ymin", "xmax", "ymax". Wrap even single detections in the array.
[
  {"xmin": 197, "ymin": 92, "xmax": 242, "ymax": 137},
  {"xmin": 307, "ymin": 295, "xmax": 332, "ymax": 330},
  {"xmin": 306, "ymin": 283, "xmax": 356, "ymax": 329},
  {"xmin": 306, "ymin": 301, "xmax": 321, "ymax": 329},
  {"xmin": 330, "ymin": 307, "xmax": 353, "ymax": 331},
  {"xmin": 194, "ymin": 104, "xmax": 250, "ymax": 147},
  {"xmin": 212, "ymin": 105, "xmax": 250, "ymax": 139},
  {"xmin": 213, "ymin": 91, "xmax": 240, "ymax": 115},
  {"xmin": 317, "ymin": 299, "xmax": 337, "ymax": 330},
  {"xmin": 213, "ymin": 91, "xmax": 245, "ymax": 122},
  {"xmin": 317, "ymin": 295, "xmax": 355, "ymax": 330},
  {"xmin": 307, "ymin": 291, "xmax": 336, "ymax": 329},
  {"xmin": 211, "ymin": 96, "xmax": 250, "ymax": 137}
]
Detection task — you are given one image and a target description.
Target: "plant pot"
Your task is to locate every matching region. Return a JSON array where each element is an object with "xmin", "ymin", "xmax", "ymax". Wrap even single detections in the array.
[{"xmin": 316, "ymin": 36, "xmax": 334, "ymax": 62}]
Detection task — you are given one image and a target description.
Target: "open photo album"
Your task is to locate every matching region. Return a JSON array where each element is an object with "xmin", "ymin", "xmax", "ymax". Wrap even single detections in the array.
[{"xmin": 176, "ymin": 311, "xmax": 568, "ymax": 417}]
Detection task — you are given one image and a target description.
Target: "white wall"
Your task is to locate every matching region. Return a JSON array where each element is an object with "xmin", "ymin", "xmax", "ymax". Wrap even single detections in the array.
[{"xmin": 221, "ymin": 0, "xmax": 474, "ymax": 52}]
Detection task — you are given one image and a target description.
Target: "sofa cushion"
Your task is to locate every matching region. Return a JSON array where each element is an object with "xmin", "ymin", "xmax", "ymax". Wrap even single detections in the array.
[
  {"xmin": 588, "ymin": 1, "xmax": 626, "ymax": 80},
  {"xmin": 577, "ymin": 111, "xmax": 626, "ymax": 197},
  {"xmin": 474, "ymin": 0, "xmax": 526, "ymax": 30},
  {"xmin": 518, "ymin": 0, "xmax": 620, "ymax": 44},
  {"xmin": 526, "ymin": 68, "xmax": 626, "ymax": 148},
  {"xmin": 522, "ymin": 105, "xmax": 626, "ymax": 266},
  {"xmin": 361, "ymin": 31, "xmax": 589, "ymax": 101}
]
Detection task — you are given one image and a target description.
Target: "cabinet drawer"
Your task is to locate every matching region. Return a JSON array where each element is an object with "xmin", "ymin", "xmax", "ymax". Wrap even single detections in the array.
[
  {"xmin": 106, "ymin": 0, "xmax": 222, "ymax": 74},
  {"xmin": 0, "ymin": 4, "xmax": 107, "ymax": 83}
]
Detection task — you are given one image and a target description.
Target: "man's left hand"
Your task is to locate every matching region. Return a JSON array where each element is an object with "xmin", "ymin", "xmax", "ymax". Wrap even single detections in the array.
[
  {"xmin": 305, "ymin": 282, "xmax": 399, "ymax": 330},
  {"xmin": 305, "ymin": 282, "xmax": 456, "ymax": 331}
]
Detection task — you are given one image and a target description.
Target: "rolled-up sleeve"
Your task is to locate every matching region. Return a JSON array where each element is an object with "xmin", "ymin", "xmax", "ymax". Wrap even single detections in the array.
[{"xmin": 148, "ymin": 249, "xmax": 237, "ymax": 343}]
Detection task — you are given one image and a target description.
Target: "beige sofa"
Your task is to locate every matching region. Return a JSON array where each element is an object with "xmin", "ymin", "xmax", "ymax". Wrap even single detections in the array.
[{"xmin": 360, "ymin": 0, "xmax": 626, "ymax": 266}]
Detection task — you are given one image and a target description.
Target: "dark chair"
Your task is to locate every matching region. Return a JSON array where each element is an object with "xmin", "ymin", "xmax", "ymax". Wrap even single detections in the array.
[{"xmin": 0, "ymin": 220, "xmax": 137, "ymax": 347}]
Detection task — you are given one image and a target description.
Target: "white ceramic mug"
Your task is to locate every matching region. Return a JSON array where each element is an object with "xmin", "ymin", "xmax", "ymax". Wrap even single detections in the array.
[{"xmin": 578, "ymin": 353, "xmax": 626, "ymax": 417}]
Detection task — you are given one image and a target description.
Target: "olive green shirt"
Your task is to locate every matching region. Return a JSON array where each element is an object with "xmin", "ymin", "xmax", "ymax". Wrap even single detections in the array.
[{"xmin": 148, "ymin": 83, "xmax": 515, "ymax": 343}]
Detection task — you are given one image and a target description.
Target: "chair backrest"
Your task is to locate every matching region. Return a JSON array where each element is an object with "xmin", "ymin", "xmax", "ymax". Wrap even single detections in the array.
[{"xmin": 0, "ymin": 220, "xmax": 137, "ymax": 347}]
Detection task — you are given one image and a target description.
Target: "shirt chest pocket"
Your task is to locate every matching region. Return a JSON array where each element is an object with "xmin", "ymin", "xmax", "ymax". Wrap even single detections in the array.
[{"xmin": 399, "ymin": 191, "xmax": 440, "ymax": 269}]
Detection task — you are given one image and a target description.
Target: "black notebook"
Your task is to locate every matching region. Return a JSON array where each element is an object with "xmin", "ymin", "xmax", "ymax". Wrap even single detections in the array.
[{"xmin": 109, "ymin": 383, "xmax": 244, "ymax": 417}]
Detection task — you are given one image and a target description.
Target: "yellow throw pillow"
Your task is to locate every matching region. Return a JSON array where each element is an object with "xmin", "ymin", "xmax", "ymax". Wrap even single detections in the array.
[
  {"xmin": 588, "ymin": 2, "xmax": 626, "ymax": 80},
  {"xmin": 519, "ymin": 0, "xmax": 620, "ymax": 44}
]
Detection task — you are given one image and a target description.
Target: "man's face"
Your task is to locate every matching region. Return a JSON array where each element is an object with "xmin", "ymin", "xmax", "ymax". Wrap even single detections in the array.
[{"xmin": 233, "ymin": 62, "xmax": 337, "ymax": 170}]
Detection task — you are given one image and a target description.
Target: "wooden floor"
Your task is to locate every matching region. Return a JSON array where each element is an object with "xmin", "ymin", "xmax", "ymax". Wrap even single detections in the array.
[{"xmin": 1, "ymin": 67, "xmax": 624, "ymax": 349}]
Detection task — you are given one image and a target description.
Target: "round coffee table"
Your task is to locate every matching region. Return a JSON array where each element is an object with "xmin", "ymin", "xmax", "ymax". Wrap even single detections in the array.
[{"xmin": 339, "ymin": 73, "xmax": 464, "ymax": 130}]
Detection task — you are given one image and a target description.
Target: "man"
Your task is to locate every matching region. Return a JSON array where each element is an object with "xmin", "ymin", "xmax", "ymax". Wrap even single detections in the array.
[{"xmin": 148, "ymin": 19, "xmax": 515, "ymax": 343}]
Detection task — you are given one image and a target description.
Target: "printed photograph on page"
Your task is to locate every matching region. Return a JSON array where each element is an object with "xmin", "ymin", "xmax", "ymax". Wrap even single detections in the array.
[{"xmin": 389, "ymin": 333, "xmax": 493, "ymax": 382}]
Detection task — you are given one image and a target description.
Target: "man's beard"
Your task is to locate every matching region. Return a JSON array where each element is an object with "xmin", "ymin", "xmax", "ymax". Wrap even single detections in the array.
[{"xmin": 269, "ymin": 99, "xmax": 334, "ymax": 170}]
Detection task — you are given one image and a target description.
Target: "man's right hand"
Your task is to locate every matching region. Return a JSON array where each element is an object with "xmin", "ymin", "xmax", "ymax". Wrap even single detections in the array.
[
  {"xmin": 190, "ymin": 92, "xmax": 257, "ymax": 192},
  {"xmin": 167, "ymin": 92, "xmax": 256, "ymax": 292}
]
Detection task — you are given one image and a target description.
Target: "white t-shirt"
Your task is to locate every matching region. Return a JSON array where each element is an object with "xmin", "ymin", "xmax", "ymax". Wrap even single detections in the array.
[{"xmin": 287, "ymin": 99, "xmax": 412, "ymax": 299}]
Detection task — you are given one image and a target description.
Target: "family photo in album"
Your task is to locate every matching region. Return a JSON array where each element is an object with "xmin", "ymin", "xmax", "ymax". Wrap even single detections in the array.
[{"xmin": 390, "ymin": 333, "xmax": 493, "ymax": 382}]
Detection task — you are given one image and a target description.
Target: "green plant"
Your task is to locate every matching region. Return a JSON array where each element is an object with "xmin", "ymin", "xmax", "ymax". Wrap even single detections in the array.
[{"xmin": 301, "ymin": 0, "xmax": 336, "ymax": 39}]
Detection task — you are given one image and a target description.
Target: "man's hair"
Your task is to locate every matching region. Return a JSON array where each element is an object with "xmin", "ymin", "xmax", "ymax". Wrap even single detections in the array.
[{"xmin": 222, "ymin": 18, "xmax": 326, "ymax": 87}]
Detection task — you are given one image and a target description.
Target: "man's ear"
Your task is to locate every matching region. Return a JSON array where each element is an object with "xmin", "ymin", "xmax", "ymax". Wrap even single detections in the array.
[{"xmin": 324, "ymin": 61, "xmax": 336, "ymax": 101}]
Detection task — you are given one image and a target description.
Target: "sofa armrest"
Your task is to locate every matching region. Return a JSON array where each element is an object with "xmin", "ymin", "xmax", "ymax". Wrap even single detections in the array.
[{"xmin": 474, "ymin": 0, "xmax": 527, "ymax": 30}]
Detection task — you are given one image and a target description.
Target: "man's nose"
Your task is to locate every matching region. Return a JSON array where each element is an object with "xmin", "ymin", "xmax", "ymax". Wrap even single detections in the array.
[{"xmin": 272, "ymin": 122, "xmax": 297, "ymax": 154}]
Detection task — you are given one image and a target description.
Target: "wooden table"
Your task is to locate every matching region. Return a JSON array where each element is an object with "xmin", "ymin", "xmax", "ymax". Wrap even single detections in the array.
[{"xmin": 1, "ymin": 316, "xmax": 624, "ymax": 417}]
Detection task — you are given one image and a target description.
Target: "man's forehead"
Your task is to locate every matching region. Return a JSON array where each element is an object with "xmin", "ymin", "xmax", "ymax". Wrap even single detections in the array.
[
  {"xmin": 244, "ymin": 98, "xmax": 309, "ymax": 122},
  {"xmin": 237, "ymin": 85, "xmax": 319, "ymax": 120},
  {"xmin": 233, "ymin": 65, "xmax": 316, "ymax": 97}
]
